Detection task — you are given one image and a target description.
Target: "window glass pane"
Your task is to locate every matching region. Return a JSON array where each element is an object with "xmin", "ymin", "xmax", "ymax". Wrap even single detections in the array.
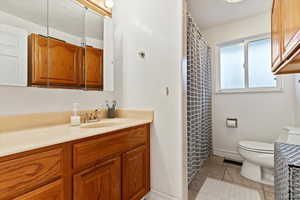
[
  {"xmin": 220, "ymin": 43, "xmax": 245, "ymax": 89},
  {"xmin": 248, "ymin": 38, "xmax": 276, "ymax": 88}
]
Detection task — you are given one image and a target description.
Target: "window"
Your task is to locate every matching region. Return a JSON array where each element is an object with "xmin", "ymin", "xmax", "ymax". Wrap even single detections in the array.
[{"xmin": 218, "ymin": 36, "xmax": 279, "ymax": 93}]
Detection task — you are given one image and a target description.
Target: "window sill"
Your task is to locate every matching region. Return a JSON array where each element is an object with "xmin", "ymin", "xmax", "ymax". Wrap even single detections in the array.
[{"xmin": 216, "ymin": 87, "xmax": 283, "ymax": 94}]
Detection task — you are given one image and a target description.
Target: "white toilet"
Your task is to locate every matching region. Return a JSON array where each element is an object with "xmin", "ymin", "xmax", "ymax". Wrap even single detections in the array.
[
  {"xmin": 238, "ymin": 127, "xmax": 300, "ymax": 185},
  {"xmin": 238, "ymin": 141, "xmax": 274, "ymax": 185}
]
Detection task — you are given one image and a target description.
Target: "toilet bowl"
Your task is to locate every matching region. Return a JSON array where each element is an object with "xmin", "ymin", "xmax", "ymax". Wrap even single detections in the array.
[
  {"xmin": 237, "ymin": 127, "xmax": 300, "ymax": 185},
  {"xmin": 238, "ymin": 141, "xmax": 274, "ymax": 185}
]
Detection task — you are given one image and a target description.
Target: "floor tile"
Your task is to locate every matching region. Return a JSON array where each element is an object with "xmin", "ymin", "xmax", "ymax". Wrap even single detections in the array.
[
  {"xmin": 264, "ymin": 191, "xmax": 275, "ymax": 200},
  {"xmin": 188, "ymin": 156, "xmax": 269, "ymax": 200},
  {"xmin": 189, "ymin": 175, "xmax": 207, "ymax": 192},
  {"xmin": 197, "ymin": 178, "xmax": 263, "ymax": 200},
  {"xmin": 205, "ymin": 155, "xmax": 224, "ymax": 165},
  {"xmin": 200, "ymin": 163, "xmax": 226, "ymax": 180},
  {"xmin": 223, "ymin": 167, "xmax": 263, "ymax": 190}
]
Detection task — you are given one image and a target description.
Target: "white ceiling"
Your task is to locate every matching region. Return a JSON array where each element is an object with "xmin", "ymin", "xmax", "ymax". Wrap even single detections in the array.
[
  {"xmin": 189, "ymin": 0, "xmax": 273, "ymax": 30},
  {"xmin": 0, "ymin": 0, "xmax": 104, "ymax": 39}
]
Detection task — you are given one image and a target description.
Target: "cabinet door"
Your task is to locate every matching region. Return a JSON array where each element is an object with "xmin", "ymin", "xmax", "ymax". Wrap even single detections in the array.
[
  {"xmin": 48, "ymin": 38, "xmax": 80, "ymax": 86},
  {"xmin": 28, "ymin": 34, "xmax": 49, "ymax": 85},
  {"xmin": 271, "ymin": 0, "xmax": 282, "ymax": 71},
  {"xmin": 282, "ymin": 0, "xmax": 300, "ymax": 59},
  {"xmin": 74, "ymin": 157, "xmax": 121, "ymax": 200},
  {"xmin": 84, "ymin": 46, "xmax": 103, "ymax": 88},
  {"xmin": 29, "ymin": 34, "xmax": 81, "ymax": 86},
  {"xmin": 14, "ymin": 179, "xmax": 64, "ymax": 200},
  {"xmin": 123, "ymin": 145, "xmax": 149, "ymax": 200}
]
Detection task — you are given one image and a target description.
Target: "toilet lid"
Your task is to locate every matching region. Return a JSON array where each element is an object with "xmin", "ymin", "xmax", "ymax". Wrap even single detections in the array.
[{"xmin": 239, "ymin": 141, "xmax": 274, "ymax": 153}]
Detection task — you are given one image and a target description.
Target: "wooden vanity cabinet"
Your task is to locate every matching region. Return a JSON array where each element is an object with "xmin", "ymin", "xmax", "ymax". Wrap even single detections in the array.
[
  {"xmin": 0, "ymin": 124, "xmax": 150, "ymax": 200},
  {"xmin": 271, "ymin": 0, "xmax": 300, "ymax": 74}
]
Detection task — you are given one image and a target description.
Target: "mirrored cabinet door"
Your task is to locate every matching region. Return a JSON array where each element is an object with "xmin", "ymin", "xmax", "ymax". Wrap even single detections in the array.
[
  {"xmin": 84, "ymin": 8, "xmax": 104, "ymax": 90},
  {"xmin": 0, "ymin": 0, "xmax": 48, "ymax": 87},
  {"xmin": 47, "ymin": 0, "xmax": 85, "ymax": 88},
  {"xmin": 0, "ymin": 0, "xmax": 114, "ymax": 91}
]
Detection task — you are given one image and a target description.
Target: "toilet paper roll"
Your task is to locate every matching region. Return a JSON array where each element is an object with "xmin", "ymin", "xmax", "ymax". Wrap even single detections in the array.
[{"xmin": 227, "ymin": 119, "xmax": 237, "ymax": 128}]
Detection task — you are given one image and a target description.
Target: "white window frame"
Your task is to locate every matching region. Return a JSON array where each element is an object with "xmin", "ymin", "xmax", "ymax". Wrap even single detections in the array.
[{"xmin": 216, "ymin": 34, "xmax": 282, "ymax": 94}]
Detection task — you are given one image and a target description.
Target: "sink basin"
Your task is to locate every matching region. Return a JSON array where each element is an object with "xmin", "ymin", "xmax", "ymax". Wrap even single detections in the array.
[{"xmin": 80, "ymin": 121, "xmax": 124, "ymax": 129}]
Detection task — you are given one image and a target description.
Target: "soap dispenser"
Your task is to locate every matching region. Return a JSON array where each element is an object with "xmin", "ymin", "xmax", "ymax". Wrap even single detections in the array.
[{"xmin": 71, "ymin": 103, "xmax": 81, "ymax": 126}]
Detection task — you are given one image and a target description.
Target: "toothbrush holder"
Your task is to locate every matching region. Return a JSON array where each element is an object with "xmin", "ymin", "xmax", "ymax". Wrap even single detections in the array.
[{"xmin": 107, "ymin": 107, "xmax": 116, "ymax": 118}]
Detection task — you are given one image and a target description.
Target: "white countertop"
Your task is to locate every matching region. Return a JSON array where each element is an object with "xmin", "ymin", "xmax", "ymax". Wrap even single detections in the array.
[{"xmin": 0, "ymin": 118, "xmax": 152, "ymax": 157}]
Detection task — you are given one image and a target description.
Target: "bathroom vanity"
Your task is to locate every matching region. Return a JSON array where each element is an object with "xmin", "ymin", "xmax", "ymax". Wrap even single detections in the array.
[{"xmin": 0, "ymin": 114, "xmax": 152, "ymax": 200}]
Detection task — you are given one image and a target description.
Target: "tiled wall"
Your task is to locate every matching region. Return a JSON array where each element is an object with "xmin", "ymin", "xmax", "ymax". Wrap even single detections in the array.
[{"xmin": 187, "ymin": 14, "xmax": 213, "ymax": 183}]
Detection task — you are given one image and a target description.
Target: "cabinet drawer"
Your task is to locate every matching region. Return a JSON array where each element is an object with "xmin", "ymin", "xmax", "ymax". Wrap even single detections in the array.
[
  {"xmin": 13, "ymin": 179, "xmax": 64, "ymax": 200},
  {"xmin": 0, "ymin": 148, "xmax": 63, "ymax": 200},
  {"xmin": 73, "ymin": 125, "xmax": 148, "ymax": 169}
]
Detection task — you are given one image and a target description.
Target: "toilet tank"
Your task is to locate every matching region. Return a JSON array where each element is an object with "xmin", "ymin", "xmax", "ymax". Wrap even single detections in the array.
[{"xmin": 276, "ymin": 127, "xmax": 300, "ymax": 145}]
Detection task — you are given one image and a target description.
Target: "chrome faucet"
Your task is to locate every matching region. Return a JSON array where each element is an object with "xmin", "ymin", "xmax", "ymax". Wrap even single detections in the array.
[{"xmin": 81, "ymin": 109, "xmax": 102, "ymax": 123}]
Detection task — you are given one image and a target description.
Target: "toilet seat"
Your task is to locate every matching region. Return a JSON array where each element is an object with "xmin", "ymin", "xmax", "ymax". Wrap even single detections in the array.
[{"xmin": 239, "ymin": 141, "xmax": 274, "ymax": 154}]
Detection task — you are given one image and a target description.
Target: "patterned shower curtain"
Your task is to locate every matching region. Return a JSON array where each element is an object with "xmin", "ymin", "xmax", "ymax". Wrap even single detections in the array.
[{"xmin": 187, "ymin": 14, "xmax": 213, "ymax": 184}]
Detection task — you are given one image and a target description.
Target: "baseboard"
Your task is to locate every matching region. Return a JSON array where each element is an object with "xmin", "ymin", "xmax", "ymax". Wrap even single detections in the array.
[
  {"xmin": 146, "ymin": 189, "xmax": 179, "ymax": 200},
  {"xmin": 213, "ymin": 148, "xmax": 243, "ymax": 162}
]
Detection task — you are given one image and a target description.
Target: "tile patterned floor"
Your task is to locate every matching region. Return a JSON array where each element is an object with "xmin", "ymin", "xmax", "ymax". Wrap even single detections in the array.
[{"xmin": 188, "ymin": 156, "xmax": 275, "ymax": 200}]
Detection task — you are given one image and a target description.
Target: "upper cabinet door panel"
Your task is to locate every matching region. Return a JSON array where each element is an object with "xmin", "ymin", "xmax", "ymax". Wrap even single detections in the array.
[
  {"xmin": 48, "ymin": 38, "xmax": 80, "ymax": 86},
  {"xmin": 271, "ymin": 0, "xmax": 282, "ymax": 71},
  {"xmin": 28, "ymin": 34, "xmax": 49, "ymax": 85},
  {"xmin": 85, "ymin": 47, "xmax": 103, "ymax": 88},
  {"xmin": 282, "ymin": 0, "xmax": 300, "ymax": 59},
  {"xmin": 29, "ymin": 34, "xmax": 81, "ymax": 86}
]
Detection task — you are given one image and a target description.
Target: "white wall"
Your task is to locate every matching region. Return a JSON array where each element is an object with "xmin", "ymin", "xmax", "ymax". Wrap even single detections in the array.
[
  {"xmin": 0, "ymin": 2, "xmax": 187, "ymax": 199},
  {"xmin": 0, "ymin": 10, "xmax": 117, "ymax": 116},
  {"xmin": 113, "ymin": 0, "xmax": 186, "ymax": 199},
  {"xmin": 203, "ymin": 13, "xmax": 296, "ymax": 160},
  {"xmin": 294, "ymin": 75, "xmax": 300, "ymax": 125}
]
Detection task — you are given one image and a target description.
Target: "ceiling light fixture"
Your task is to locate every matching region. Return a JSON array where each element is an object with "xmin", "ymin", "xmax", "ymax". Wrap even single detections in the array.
[
  {"xmin": 225, "ymin": 0, "xmax": 244, "ymax": 3},
  {"xmin": 104, "ymin": 0, "xmax": 114, "ymax": 8}
]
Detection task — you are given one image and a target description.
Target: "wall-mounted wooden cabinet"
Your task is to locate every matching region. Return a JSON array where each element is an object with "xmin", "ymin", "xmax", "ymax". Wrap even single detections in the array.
[
  {"xmin": 28, "ymin": 34, "xmax": 103, "ymax": 90},
  {"xmin": 0, "ymin": 125, "xmax": 150, "ymax": 200},
  {"xmin": 272, "ymin": 0, "xmax": 300, "ymax": 74}
]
